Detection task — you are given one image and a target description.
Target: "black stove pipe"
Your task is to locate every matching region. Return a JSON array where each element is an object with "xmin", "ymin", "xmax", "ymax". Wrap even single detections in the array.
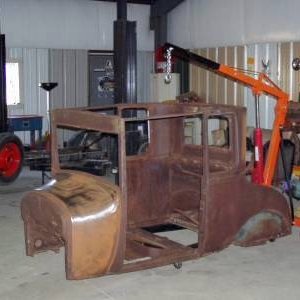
[{"xmin": 113, "ymin": 0, "xmax": 137, "ymax": 104}]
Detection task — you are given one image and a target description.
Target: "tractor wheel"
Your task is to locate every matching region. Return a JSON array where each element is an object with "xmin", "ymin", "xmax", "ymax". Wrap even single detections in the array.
[{"xmin": 0, "ymin": 132, "xmax": 24, "ymax": 185}]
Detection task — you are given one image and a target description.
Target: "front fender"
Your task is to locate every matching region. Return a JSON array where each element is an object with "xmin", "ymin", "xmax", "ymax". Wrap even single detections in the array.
[{"xmin": 21, "ymin": 170, "xmax": 122, "ymax": 279}]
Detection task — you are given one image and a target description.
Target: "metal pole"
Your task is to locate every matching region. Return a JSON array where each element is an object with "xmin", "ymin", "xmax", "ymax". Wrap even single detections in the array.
[
  {"xmin": 117, "ymin": 0, "xmax": 127, "ymax": 20},
  {"xmin": 114, "ymin": 0, "xmax": 137, "ymax": 104},
  {"xmin": 252, "ymin": 94, "xmax": 264, "ymax": 184},
  {"xmin": 255, "ymin": 94, "xmax": 260, "ymax": 128},
  {"xmin": 46, "ymin": 90, "xmax": 50, "ymax": 133},
  {"xmin": 279, "ymin": 127, "xmax": 294, "ymax": 222}
]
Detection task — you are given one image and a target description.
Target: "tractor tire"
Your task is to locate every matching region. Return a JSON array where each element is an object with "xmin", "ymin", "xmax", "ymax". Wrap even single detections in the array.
[{"xmin": 0, "ymin": 132, "xmax": 24, "ymax": 185}]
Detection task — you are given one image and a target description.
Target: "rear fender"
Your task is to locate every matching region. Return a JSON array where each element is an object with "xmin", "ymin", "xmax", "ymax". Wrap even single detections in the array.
[{"xmin": 234, "ymin": 211, "xmax": 287, "ymax": 246}]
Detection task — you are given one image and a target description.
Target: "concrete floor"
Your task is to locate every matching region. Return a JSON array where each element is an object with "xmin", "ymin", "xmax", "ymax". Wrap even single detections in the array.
[{"xmin": 1, "ymin": 168, "xmax": 300, "ymax": 300}]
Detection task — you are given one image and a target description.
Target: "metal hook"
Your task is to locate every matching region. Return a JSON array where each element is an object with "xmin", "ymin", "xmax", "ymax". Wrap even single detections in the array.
[
  {"xmin": 292, "ymin": 58, "xmax": 300, "ymax": 71},
  {"xmin": 164, "ymin": 73, "xmax": 172, "ymax": 84},
  {"xmin": 262, "ymin": 59, "xmax": 270, "ymax": 74}
]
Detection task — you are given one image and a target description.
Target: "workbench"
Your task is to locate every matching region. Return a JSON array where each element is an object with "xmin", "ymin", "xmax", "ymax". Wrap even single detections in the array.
[{"xmin": 8, "ymin": 115, "xmax": 43, "ymax": 148}]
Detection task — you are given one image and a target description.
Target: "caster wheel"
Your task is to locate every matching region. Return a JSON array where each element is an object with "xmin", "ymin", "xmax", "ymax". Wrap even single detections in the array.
[{"xmin": 173, "ymin": 262, "xmax": 182, "ymax": 269}]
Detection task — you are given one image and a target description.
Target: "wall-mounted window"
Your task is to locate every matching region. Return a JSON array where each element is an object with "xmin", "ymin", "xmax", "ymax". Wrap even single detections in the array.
[{"xmin": 6, "ymin": 61, "xmax": 21, "ymax": 106}]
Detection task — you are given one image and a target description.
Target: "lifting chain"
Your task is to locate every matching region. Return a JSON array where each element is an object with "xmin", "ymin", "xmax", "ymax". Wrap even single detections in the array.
[{"xmin": 164, "ymin": 46, "xmax": 174, "ymax": 84}]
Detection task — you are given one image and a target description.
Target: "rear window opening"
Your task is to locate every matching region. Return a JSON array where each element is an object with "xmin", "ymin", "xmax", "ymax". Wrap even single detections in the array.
[
  {"xmin": 184, "ymin": 116, "xmax": 202, "ymax": 145},
  {"xmin": 122, "ymin": 108, "xmax": 150, "ymax": 156},
  {"xmin": 208, "ymin": 116, "xmax": 230, "ymax": 147}
]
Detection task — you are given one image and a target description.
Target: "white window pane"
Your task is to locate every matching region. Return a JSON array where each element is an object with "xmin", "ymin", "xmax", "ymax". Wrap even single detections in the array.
[{"xmin": 6, "ymin": 62, "xmax": 20, "ymax": 105}]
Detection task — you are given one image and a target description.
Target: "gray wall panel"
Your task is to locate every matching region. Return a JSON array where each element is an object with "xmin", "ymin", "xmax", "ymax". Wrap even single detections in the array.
[
  {"xmin": 49, "ymin": 49, "xmax": 64, "ymax": 110},
  {"xmin": 189, "ymin": 42, "xmax": 288, "ymax": 129},
  {"xmin": 36, "ymin": 48, "xmax": 49, "ymax": 133},
  {"xmin": 137, "ymin": 51, "xmax": 153, "ymax": 103},
  {"xmin": 23, "ymin": 48, "xmax": 38, "ymax": 115},
  {"xmin": 75, "ymin": 50, "xmax": 88, "ymax": 107},
  {"xmin": 50, "ymin": 49, "xmax": 88, "ymax": 144},
  {"xmin": 63, "ymin": 50, "xmax": 76, "ymax": 109},
  {"xmin": 50, "ymin": 49, "xmax": 88, "ymax": 109}
]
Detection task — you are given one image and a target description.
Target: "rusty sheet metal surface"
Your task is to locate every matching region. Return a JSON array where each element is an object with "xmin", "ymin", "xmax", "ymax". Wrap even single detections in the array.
[
  {"xmin": 51, "ymin": 109, "xmax": 121, "ymax": 134},
  {"xmin": 21, "ymin": 171, "xmax": 121, "ymax": 279},
  {"xmin": 202, "ymin": 175, "xmax": 291, "ymax": 253},
  {"xmin": 21, "ymin": 102, "xmax": 291, "ymax": 280}
]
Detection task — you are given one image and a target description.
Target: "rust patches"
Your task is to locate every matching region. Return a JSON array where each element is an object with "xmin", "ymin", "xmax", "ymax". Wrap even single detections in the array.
[{"xmin": 21, "ymin": 103, "xmax": 291, "ymax": 279}]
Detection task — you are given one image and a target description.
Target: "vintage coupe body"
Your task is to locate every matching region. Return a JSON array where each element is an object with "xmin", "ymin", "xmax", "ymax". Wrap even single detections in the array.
[{"xmin": 21, "ymin": 102, "xmax": 291, "ymax": 280}]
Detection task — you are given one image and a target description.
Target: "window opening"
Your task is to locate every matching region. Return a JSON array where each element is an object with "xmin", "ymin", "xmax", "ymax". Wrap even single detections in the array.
[
  {"xmin": 184, "ymin": 116, "xmax": 202, "ymax": 145},
  {"xmin": 208, "ymin": 116, "xmax": 230, "ymax": 147},
  {"xmin": 122, "ymin": 109, "xmax": 149, "ymax": 156},
  {"xmin": 6, "ymin": 61, "xmax": 21, "ymax": 105}
]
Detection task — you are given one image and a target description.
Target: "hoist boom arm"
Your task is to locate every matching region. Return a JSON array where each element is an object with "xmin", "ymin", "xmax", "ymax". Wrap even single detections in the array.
[{"xmin": 163, "ymin": 43, "xmax": 289, "ymax": 186}]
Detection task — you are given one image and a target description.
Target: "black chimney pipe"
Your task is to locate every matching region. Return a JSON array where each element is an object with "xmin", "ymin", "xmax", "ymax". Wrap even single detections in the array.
[
  {"xmin": 117, "ymin": 0, "xmax": 127, "ymax": 20},
  {"xmin": 114, "ymin": 0, "xmax": 137, "ymax": 104}
]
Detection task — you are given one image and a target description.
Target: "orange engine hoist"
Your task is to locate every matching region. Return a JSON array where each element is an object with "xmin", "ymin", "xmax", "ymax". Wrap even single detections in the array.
[
  {"xmin": 161, "ymin": 43, "xmax": 296, "ymax": 222},
  {"xmin": 162, "ymin": 42, "xmax": 289, "ymax": 186}
]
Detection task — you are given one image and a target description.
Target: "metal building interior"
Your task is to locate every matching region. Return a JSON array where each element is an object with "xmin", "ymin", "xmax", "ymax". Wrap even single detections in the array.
[{"xmin": 1, "ymin": 0, "xmax": 300, "ymax": 299}]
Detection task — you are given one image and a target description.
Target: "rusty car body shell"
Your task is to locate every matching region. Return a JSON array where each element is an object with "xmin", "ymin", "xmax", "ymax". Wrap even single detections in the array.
[{"xmin": 21, "ymin": 102, "xmax": 291, "ymax": 279}]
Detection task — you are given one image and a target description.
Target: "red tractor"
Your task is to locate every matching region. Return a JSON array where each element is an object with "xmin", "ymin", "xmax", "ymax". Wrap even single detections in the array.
[{"xmin": 0, "ymin": 34, "xmax": 23, "ymax": 184}]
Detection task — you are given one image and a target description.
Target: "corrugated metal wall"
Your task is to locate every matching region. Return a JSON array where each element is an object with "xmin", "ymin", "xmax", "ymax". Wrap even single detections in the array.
[
  {"xmin": 189, "ymin": 42, "xmax": 297, "ymax": 130},
  {"xmin": 49, "ymin": 49, "xmax": 88, "ymax": 110},
  {"xmin": 49, "ymin": 49, "xmax": 88, "ymax": 144},
  {"xmin": 280, "ymin": 41, "xmax": 300, "ymax": 102},
  {"xmin": 137, "ymin": 51, "xmax": 154, "ymax": 102},
  {"xmin": 244, "ymin": 43, "xmax": 278, "ymax": 129},
  {"xmin": 7, "ymin": 47, "xmax": 88, "ymax": 144},
  {"xmin": 7, "ymin": 47, "xmax": 153, "ymax": 143},
  {"xmin": 48, "ymin": 50, "xmax": 153, "ymax": 107},
  {"xmin": 190, "ymin": 46, "xmax": 244, "ymax": 106},
  {"xmin": 8, "ymin": 43, "xmax": 300, "ymax": 134}
]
